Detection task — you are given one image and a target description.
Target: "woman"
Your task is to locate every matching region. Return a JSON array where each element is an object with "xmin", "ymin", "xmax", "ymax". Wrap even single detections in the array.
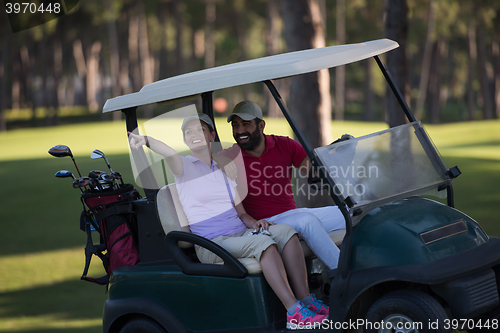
[{"xmin": 129, "ymin": 113, "xmax": 328, "ymax": 329}]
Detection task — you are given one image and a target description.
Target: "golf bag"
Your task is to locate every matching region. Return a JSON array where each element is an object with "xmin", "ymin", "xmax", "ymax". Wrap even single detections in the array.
[{"xmin": 80, "ymin": 184, "xmax": 141, "ymax": 286}]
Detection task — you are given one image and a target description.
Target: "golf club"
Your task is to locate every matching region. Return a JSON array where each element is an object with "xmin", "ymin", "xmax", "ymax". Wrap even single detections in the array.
[
  {"xmin": 74, "ymin": 177, "xmax": 91, "ymax": 192},
  {"xmin": 91, "ymin": 149, "xmax": 113, "ymax": 173},
  {"xmin": 56, "ymin": 170, "xmax": 84, "ymax": 193},
  {"xmin": 111, "ymin": 171, "xmax": 124, "ymax": 187},
  {"xmin": 48, "ymin": 145, "xmax": 82, "ymax": 177},
  {"xmin": 99, "ymin": 173, "xmax": 116, "ymax": 190},
  {"xmin": 91, "ymin": 150, "xmax": 123, "ymax": 188},
  {"xmin": 55, "ymin": 169, "xmax": 75, "ymax": 179},
  {"xmin": 88, "ymin": 176, "xmax": 103, "ymax": 192}
]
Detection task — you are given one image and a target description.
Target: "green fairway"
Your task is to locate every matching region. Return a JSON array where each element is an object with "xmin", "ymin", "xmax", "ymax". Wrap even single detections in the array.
[{"xmin": 0, "ymin": 118, "xmax": 499, "ymax": 332}]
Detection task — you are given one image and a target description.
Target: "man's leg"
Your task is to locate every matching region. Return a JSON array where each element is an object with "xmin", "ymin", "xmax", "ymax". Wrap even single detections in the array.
[
  {"xmin": 294, "ymin": 206, "xmax": 346, "ymax": 233},
  {"xmin": 268, "ymin": 211, "xmax": 340, "ymax": 270}
]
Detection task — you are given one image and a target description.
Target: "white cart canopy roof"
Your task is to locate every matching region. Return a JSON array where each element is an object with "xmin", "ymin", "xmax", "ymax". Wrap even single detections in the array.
[{"xmin": 102, "ymin": 38, "xmax": 398, "ymax": 113}]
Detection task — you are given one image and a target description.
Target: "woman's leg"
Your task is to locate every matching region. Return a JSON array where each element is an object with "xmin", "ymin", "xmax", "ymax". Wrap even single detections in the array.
[
  {"xmin": 218, "ymin": 233, "xmax": 298, "ymax": 309},
  {"xmin": 259, "ymin": 245, "xmax": 297, "ymax": 309},
  {"xmin": 280, "ymin": 234, "xmax": 310, "ymax": 300}
]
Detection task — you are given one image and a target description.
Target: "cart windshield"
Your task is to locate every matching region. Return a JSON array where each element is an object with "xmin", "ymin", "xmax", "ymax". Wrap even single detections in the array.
[
  {"xmin": 128, "ymin": 104, "xmax": 246, "ymax": 194},
  {"xmin": 314, "ymin": 122, "xmax": 452, "ymax": 223}
]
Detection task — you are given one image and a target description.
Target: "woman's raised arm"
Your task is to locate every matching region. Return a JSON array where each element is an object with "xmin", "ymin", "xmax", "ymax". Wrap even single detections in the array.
[{"xmin": 128, "ymin": 131, "xmax": 183, "ymax": 175}]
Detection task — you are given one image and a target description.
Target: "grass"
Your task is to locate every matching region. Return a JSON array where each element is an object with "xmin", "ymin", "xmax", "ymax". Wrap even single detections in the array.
[{"xmin": 0, "ymin": 118, "xmax": 499, "ymax": 332}]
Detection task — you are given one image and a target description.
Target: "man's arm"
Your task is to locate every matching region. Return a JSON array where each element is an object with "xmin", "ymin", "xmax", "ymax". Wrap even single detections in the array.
[{"xmin": 298, "ymin": 156, "xmax": 312, "ymax": 176}]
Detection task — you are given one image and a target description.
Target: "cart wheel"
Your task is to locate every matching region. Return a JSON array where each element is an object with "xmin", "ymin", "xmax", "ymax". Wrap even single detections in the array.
[
  {"xmin": 119, "ymin": 316, "xmax": 167, "ymax": 333},
  {"xmin": 364, "ymin": 290, "xmax": 451, "ymax": 333}
]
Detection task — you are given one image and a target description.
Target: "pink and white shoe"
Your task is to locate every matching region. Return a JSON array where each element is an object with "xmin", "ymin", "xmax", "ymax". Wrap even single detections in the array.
[
  {"xmin": 286, "ymin": 301, "xmax": 328, "ymax": 330},
  {"xmin": 307, "ymin": 294, "xmax": 329, "ymax": 316}
]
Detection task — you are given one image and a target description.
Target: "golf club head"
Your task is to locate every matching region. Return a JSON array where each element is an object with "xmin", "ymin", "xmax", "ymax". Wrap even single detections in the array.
[
  {"xmin": 89, "ymin": 170, "xmax": 106, "ymax": 179},
  {"xmin": 48, "ymin": 145, "xmax": 73, "ymax": 158},
  {"xmin": 88, "ymin": 177, "xmax": 102, "ymax": 192},
  {"xmin": 72, "ymin": 178, "xmax": 82, "ymax": 189},
  {"xmin": 91, "ymin": 149, "xmax": 112, "ymax": 170},
  {"xmin": 100, "ymin": 174, "xmax": 114, "ymax": 182},
  {"xmin": 111, "ymin": 171, "xmax": 122, "ymax": 179},
  {"xmin": 55, "ymin": 170, "xmax": 75, "ymax": 179}
]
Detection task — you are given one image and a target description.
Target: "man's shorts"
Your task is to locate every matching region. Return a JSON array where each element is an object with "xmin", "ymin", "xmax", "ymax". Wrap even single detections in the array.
[{"xmin": 195, "ymin": 224, "xmax": 298, "ymax": 264}]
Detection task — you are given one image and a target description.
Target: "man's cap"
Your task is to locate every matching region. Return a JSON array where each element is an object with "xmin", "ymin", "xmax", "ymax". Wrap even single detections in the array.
[
  {"xmin": 181, "ymin": 113, "xmax": 214, "ymax": 132},
  {"xmin": 227, "ymin": 100, "xmax": 263, "ymax": 122}
]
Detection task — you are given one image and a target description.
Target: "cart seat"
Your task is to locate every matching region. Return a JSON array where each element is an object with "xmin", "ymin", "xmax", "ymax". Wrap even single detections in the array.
[{"xmin": 156, "ymin": 185, "xmax": 345, "ymax": 275}]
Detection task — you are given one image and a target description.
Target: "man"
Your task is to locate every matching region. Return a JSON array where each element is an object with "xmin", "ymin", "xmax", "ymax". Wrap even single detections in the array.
[{"xmin": 219, "ymin": 100, "xmax": 345, "ymax": 271}]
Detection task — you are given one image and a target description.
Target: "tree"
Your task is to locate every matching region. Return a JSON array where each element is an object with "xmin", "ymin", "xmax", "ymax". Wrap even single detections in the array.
[
  {"xmin": 0, "ymin": 32, "xmax": 8, "ymax": 132},
  {"xmin": 414, "ymin": 0, "xmax": 436, "ymax": 121},
  {"xmin": 105, "ymin": 0, "xmax": 121, "ymax": 120},
  {"xmin": 204, "ymin": 0, "xmax": 216, "ymax": 68},
  {"xmin": 265, "ymin": 0, "xmax": 284, "ymax": 118},
  {"xmin": 335, "ymin": 0, "xmax": 345, "ymax": 121},
  {"xmin": 280, "ymin": 0, "xmax": 333, "ymax": 208},
  {"xmin": 384, "ymin": 0, "xmax": 409, "ymax": 127}
]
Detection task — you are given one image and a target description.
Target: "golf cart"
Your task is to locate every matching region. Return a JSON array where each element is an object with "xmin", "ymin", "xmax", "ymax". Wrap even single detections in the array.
[{"xmin": 98, "ymin": 39, "xmax": 500, "ymax": 332}]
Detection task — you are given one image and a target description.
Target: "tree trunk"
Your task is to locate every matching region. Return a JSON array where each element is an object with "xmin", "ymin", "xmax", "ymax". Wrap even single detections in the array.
[
  {"xmin": 385, "ymin": 0, "xmax": 413, "ymax": 194},
  {"xmin": 384, "ymin": 0, "xmax": 409, "ymax": 128},
  {"xmin": 106, "ymin": 0, "xmax": 121, "ymax": 121},
  {"xmin": 476, "ymin": 20, "xmax": 494, "ymax": 120},
  {"xmin": 205, "ymin": 0, "xmax": 216, "ymax": 68},
  {"xmin": 363, "ymin": 59, "xmax": 375, "ymax": 121},
  {"xmin": 414, "ymin": 0, "xmax": 436, "ymax": 120},
  {"xmin": 137, "ymin": 3, "xmax": 153, "ymax": 86},
  {"xmin": 280, "ymin": 0, "xmax": 333, "ymax": 208},
  {"xmin": 335, "ymin": 0, "xmax": 345, "ymax": 121},
  {"xmin": 136, "ymin": 2, "xmax": 153, "ymax": 118},
  {"xmin": 467, "ymin": 17, "xmax": 477, "ymax": 121},
  {"xmin": 72, "ymin": 39, "xmax": 88, "ymax": 107},
  {"xmin": 20, "ymin": 42, "xmax": 37, "ymax": 123},
  {"xmin": 11, "ymin": 49, "xmax": 21, "ymax": 110},
  {"xmin": 173, "ymin": 0, "xmax": 184, "ymax": 76},
  {"xmin": 158, "ymin": 1, "xmax": 169, "ymax": 79},
  {"xmin": 493, "ymin": 41, "xmax": 500, "ymax": 119},
  {"xmin": 266, "ymin": 0, "xmax": 283, "ymax": 118},
  {"xmin": 0, "ymin": 35, "xmax": 8, "ymax": 132},
  {"xmin": 128, "ymin": 8, "xmax": 142, "ymax": 92},
  {"xmin": 87, "ymin": 41, "xmax": 102, "ymax": 113},
  {"xmin": 40, "ymin": 32, "xmax": 51, "ymax": 125},
  {"xmin": 427, "ymin": 38, "xmax": 446, "ymax": 124},
  {"xmin": 52, "ymin": 29, "xmax": 63, "ymax": 126},
  {"xmin": 234, "ymin": 0, "xmax": 250, "ymax": 100}
]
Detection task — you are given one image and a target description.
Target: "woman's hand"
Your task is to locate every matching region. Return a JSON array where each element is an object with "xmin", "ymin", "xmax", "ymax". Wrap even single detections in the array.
[
  {"xmin": 252, "ymin": 219, "xmax": 275, "ymax": 231},
  {"xmin": 128, "ymin": 131, "xmax": 147, "ymax": 150}
]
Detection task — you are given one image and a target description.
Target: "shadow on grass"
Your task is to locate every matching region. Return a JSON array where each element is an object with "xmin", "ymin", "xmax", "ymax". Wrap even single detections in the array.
[
  {"xmin": 0, "ymin": 154, "xmax": 137, "ymax": 256},
  {"xmin": 0, "ymin": 279, "xmax": 107, "ymax": 333}
]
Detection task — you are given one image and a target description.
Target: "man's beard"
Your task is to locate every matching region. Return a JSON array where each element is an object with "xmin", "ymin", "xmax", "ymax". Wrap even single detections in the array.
[{"xmin": 234, "ymin": 126, "xmax": 262, "ymax": 151}]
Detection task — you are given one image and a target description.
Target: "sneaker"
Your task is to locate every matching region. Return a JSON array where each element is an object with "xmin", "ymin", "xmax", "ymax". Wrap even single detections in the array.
[
  {"xmin": 287, "ymin": 301, "xmax": 328, "ymax": 330},
  {"xmin": 307, "ymin": 294, "xmax": 329, "ymax": 316}
]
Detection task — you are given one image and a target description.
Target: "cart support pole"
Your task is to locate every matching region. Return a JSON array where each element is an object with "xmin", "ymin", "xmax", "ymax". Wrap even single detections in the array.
[
  {"xmin": 374, "ymin": 55, "xmax": 416, "ymax": 123},
  {"xmin": 263, "ymin": 80, "xmax": 315, "ymax": 161},
  {"xmin": 201, "ymin": 92, "xmax": 222, "ymax": 151},
  {"xmin": 122, "ymin": 107, "xmax": 159, "ymax": 200}
]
